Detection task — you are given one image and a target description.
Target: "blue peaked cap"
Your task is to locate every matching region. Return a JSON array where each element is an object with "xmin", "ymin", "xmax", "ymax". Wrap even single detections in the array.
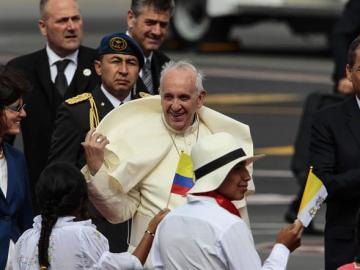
[{"xmin": 97, "ymin": 32, "xmax": 144, "ymax": 68}]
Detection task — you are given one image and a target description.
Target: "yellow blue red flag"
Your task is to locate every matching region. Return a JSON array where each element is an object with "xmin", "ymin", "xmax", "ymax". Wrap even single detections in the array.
[
  {"xmin": 170, "ymin": 152, "xmax": 194, "ymax": 196},
  {"xmin": 297, "ymin": 167, "xmax": 327, "ymax": 227}
]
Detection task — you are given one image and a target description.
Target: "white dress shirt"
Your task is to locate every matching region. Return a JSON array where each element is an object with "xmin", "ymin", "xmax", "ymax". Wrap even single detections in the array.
[
  {"xmin": 356, "ymin": 95, "xmax": 360, "ymax": 110},
  {"xmin": 0, "ymin": 157, "xmax": 7, "ymax": 197},
  {"xmin": 101, "ymin": 84, "xmax": 131, "ymax": 107},
  {"xmin": 12, "ymin": 216, "xmax": 142, "ymax": 270},
  {"xmin": 152, "ymin": 195, "xmax": 290, "ymax": 270},
  {"xmin": 46, "ymin": 45, "xmax": 78, "ymax": 85}
]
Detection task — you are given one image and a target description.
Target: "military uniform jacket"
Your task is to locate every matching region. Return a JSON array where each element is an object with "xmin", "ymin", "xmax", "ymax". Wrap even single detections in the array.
[
  {"xmin": 48, "ymin": 85, "xmax": 148, "ymax": 168},
  {"xmin": 6, "ymin": 46, "xmax": 99, "ymax": 212}
]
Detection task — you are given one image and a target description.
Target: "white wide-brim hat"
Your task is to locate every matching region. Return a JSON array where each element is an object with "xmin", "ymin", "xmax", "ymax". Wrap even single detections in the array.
[{"xmin": 188, "ymin": 132, "xmax": 264, "ymax": 194}]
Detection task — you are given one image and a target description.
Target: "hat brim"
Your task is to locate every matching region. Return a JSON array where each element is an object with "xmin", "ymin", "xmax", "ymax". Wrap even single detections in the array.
[{"xmin": 187, "ymin": 153, "xmax": 264, "ymax": 194}]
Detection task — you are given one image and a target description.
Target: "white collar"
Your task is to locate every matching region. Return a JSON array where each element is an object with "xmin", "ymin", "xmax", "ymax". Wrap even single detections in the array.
[
  {"xmin": 33, "ymin": 215, "xmax": 94, "ymax": 230},
  {"xmin": 100, "ymin": 84, "xmax": 132, "ymax": 107},
  {"xmin": 356, "ymin": 95, "xmax": 360, "ymax": 110},
  {"xmin": 46, "ymin": 44, "xmax": 78, "ymax": 66},
  {"xmin": 187, "ymin": 194, "xmax": 217, "ymax": 204}
]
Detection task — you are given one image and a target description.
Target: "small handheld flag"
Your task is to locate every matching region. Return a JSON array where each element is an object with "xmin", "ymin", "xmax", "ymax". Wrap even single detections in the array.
[
  {"xmin": 170, "ymin": 152, "xmax": 194, "ymax": 196},
  {"xmin": 297, "ymin": 167, "xmax": 327, "ymax": 227}
]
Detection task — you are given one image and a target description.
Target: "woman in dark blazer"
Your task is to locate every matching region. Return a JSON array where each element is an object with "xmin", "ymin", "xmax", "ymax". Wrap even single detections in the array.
[{"xmin": 0, "ymin": 66, "xmax": 32, "ymax": 269}]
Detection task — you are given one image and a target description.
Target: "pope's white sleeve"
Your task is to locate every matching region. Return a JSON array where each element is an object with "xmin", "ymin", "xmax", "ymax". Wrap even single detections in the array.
[{"xmin": 82, "ymin": 164, "xmax": 140, "ymax": 223}]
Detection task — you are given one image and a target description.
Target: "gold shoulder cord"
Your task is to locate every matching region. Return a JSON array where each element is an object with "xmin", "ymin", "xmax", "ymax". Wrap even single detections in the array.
[
  {"xmin": 65, "ymin": 93, "xmax": 99, "ymax": 128},
  {"xmin": 88, "ymin": 95, "xmax": 99, "ymax": 129}
]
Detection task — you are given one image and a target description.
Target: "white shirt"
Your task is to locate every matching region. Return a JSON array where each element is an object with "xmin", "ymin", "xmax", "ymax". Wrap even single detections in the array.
[
  {"xmin": 0, "ymin": 157, "xmax": 7, "ymax": 197},
  {"xmin": 12, "ymin": 216, "xmax": 142, "ymax": 270},
  {"xmin": 151, "ymin": 195, "xmax": 290, "ymax": 270},
  {"xmin": 46, "ymin": 45, "xmax": 78, "ymax": 85},
  {"xmin": 101, "ymin": 84, "xmax": 131, "ymax": 107},
  {"xmin": 356, "ymin": 95, "xmax": 360, "ymax": 110}
]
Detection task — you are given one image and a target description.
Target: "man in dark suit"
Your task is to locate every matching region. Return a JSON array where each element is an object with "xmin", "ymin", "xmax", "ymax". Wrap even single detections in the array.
[
  {"xmin": 310, "ymin": 36, "xmax": 360, "ymax": 270},
  {"xmin": 127, "ymin": 0, "xmax": 174, "ymax": 94},
  {"xmin": 6, "ymin": 0, "xmax": 99, "ymax": 213},
  {"xmin": 331, "ymin": 0, "xmax": 360, "ymax": 94},
  {"xmin": 48, "ymin": 33, "xmax": 145, "ymax": 252}
]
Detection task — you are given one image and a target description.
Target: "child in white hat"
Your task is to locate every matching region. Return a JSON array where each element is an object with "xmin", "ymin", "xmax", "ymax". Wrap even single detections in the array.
[{"xmin": 151, "ymin": 132, "xmax": 302, "ymax": 270}]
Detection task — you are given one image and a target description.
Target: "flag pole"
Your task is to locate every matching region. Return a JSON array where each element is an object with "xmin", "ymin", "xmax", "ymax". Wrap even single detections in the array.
[
  {"xmin": 293, "ymin": 166, "xmax": 313, "ymax": 234},
  {"xmin": 166, "ymin": 192, "xmax": 172, "ymax": 209}
]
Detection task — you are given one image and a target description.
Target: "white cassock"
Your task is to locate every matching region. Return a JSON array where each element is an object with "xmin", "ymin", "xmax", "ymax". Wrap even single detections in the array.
[{"xmin": 82, "ymin": 95, "xmax": 255, "ymax": 267}]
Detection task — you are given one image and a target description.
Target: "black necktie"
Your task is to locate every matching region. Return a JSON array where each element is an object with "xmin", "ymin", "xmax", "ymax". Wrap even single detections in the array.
[
  {"xmin": 142, "ymin": 59, "xmax": 153, "ymax": 94},
  {"xmin": 54, "ymin": 59, "xmax": 70, "ymax": 96}
]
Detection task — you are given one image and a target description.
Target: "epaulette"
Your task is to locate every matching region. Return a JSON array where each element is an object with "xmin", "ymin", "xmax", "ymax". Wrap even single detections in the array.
[
  {"xmin": 65, "ymin": 92, "xmax": 99, "ymax": 129},
  {"xmin": 139, "ymin": 91, "xmax": 152, "ymax": 98},
  {"xmin": 65, "ymin": 93, "xmax": 93, "ymax": 105}
]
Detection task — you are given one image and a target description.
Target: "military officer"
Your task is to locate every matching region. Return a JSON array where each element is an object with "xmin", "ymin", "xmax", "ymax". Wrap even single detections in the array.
[{"xmin": 48, "ymin": 32, "xmax": 145, "ymax": 252}]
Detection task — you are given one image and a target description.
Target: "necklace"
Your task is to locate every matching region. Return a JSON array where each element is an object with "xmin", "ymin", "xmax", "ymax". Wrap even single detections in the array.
[
  {"xmin": 0, "ymin": 147, "xmax": 3, "ymax": 159},
  {"xmin": 168, "ymin": 115, "xmax": 200, "ymax": 156}
]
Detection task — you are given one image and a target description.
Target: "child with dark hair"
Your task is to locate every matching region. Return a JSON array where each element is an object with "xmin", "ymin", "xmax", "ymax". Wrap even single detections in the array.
[
  {"xmin": 12, "ymin": 162, "xmax": 168, "ymax": 269},
  {"xmin": 338, "ymin": 209, "xmax": 360, "ymax": 270}
]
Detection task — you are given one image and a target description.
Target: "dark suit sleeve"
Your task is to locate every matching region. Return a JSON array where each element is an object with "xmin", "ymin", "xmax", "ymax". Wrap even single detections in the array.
[
  {"xmin": 47, "ymin": 103, "xmax": 84, "ymax": 166},
  {"xmin": 17, "ymin": 154, "xmax": 33, "ymax": 232},
  {"xmin": 310, "ymin": 112, "xmax": 360, "ymax": 199}
]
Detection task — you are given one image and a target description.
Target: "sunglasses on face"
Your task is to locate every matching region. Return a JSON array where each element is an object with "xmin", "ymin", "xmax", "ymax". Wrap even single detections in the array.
[{"xmin": 5, "ymin": 103, "xmax": 26, "ymax": 112}]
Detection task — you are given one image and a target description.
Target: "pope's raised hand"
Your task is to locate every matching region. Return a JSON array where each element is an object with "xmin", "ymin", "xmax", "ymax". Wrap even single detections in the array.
[{"xmin": 81, "ymin": 128, "xmax": 109, "ymax": 175}]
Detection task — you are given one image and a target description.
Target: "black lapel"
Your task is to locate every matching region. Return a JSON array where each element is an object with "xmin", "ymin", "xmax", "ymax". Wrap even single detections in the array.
[
  {"xmin": 34, "ymin": 49, "xmax": 57, "ymax": 106},
  {"xmin": 131, "ymin": 80, "xmax": 149, "ymax": 100},
  {"xmin": 135, "ymin": 51, "xmax": 165, "ymax": 95},
  {"xmin": 151, "ymin": 53, "xmax": 162, "ymax": 94},
  {"xmin": 66, "ymin": 46, "xmax": 96, "ymax": 98},
  {"xmin": 345, "ymin": 96, "xmax": 360, "ymax": 148},
  {"xmin": 92, "ymin": 85, "xmax": 114, "ymax": 121},
  {"xmin": 134, "ymin": 78, "xmax": 150, "ymax": 99},
  {"xmin": 135, "ymin": 77, "xmax": 148, "ymax": 93}
]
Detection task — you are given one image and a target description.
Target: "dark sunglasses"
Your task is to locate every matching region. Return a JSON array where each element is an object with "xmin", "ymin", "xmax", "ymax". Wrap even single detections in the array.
[{"xmin": 5, "ymin": 103, "xmax": 26, "ymax": 112}]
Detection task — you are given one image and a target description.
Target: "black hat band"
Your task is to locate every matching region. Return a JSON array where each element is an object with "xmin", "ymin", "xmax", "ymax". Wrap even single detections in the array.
[{"xmin": 194, "ymin": 148, "xmax": 246, "ymax": 180}]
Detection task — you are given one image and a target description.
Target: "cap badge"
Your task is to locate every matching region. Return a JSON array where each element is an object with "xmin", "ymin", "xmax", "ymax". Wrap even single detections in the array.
[{"xmin": 110, "ymin": 37, "xmax": 127, "ymax": 51}]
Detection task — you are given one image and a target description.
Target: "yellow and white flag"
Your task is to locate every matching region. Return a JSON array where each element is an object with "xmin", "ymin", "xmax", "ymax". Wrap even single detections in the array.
[{"xmin": 297, "ymin": 167, "xmax": 327, "ymax": 227}]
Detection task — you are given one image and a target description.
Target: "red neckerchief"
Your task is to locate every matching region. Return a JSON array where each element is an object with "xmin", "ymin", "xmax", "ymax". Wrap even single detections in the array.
[{"xmin": 194, "ymin": 191, "xmax": 241, "ymax": 218}]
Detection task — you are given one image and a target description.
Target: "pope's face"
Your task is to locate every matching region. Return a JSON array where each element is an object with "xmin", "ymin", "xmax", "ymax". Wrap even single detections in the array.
[{"xmin": 160, "ymin": 68, "xmax": 206, "ymax": 132}]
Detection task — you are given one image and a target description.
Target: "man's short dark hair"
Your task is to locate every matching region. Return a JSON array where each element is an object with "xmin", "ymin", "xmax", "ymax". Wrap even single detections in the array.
[
  {"xmin": 347, "ymin": 35, "xmax": 360, "ymax": 68},
  {"xmin": 130, "ymin": 0, "xmax": 175, "ymax": 16}
]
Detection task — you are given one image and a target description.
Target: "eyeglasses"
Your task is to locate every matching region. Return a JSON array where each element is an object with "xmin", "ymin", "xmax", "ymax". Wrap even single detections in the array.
[{"xmin": 5, "ymin": 103, "xmax": 26, "ymax": 112}]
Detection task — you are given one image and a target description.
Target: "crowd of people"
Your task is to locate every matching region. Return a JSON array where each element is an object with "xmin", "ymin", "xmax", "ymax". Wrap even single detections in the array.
[{"xmin": 1, "ymin": 0, "xmax": 360, "ymax": 269}]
